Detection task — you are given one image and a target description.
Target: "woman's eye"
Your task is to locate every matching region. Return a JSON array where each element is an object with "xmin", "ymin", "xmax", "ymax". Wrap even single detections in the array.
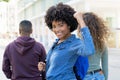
[
  {"xmin": 59, "ymin": 24, "xmax": 63, "ymax": 27},
  {"xmin": 52, "ymin": 26, "xmax": 56, "ymax": 29}
]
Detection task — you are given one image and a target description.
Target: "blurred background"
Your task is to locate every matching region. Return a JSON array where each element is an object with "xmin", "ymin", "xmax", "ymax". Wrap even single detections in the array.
[{"xmin": 0, "ymin": 0, "xmax": 120, "ymax": 80}]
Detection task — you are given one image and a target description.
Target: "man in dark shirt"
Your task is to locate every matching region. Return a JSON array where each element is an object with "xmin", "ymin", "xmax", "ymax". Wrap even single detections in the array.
[{"xmin": 2, "ymin": 20, "xmax": 46, "ymax": 80}]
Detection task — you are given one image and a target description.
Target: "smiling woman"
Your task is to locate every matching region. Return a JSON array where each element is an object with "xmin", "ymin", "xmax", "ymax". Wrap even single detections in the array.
[
  {"xmin": 44, "ymin": 2, "xmax": 95, "ymax": 80},
  {"xmin": 52, "ymin": 21, "xmax": 71, "ymax": 43}
]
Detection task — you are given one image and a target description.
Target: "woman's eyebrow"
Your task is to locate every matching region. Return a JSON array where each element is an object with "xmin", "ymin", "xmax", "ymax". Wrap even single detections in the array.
[{"xmin": 58, "ymin": 22, "xmax": 64, "ymax": 25}]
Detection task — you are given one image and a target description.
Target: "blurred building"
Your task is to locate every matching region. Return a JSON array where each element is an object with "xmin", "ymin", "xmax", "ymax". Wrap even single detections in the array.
[
  {"xmin": 0, "ymin": 2, "xmax": 8, "ymax": 33},
  {"xmin": 70, "ymin": 0, "xmax": 120, "ymax": 50},
  {"xmin": 7, "ymin": 1, "xmax": 17, "ymax": 34},
  {"xmin": 0, "ymin": 1, "xmax": 17, "ymax": 39},
  {"xmin": 15, "ymin": 0, "xmax": 120, "ymax": 51}
]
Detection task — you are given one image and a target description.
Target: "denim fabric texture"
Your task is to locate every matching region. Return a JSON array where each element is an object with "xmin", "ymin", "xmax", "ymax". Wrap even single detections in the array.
[
  {"xmin": 46, "ymin": 27, "xmax": 95, "ymax": 80},
  {"xmin": 83, "ymin": 72, "xmax": 105, "ymax": 80}
]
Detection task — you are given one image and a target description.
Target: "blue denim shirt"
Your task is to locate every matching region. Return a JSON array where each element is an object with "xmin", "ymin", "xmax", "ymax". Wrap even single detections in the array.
[{"xmin": 46, "ymin": 27, "xmax": 95, "ymax": 80}]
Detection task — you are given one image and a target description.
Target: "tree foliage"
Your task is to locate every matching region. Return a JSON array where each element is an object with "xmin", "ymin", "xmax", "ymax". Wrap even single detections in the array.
[{"xmin": 0, "ymin": 0, "xmax": 9, "ymax": 2}]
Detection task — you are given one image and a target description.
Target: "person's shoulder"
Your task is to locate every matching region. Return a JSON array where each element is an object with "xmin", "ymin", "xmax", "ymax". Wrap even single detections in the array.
[
  {"xmin": 33, "ymin": 42, "xmax": 46, "ymax": 53},
  {"xmin": 5, "ymin": 40, "xmax": 15, "ymax": 49},
  {"xmin": 72, "ymin": 37, "xmax": 82, "ymax": 44},
  {"xmin": 70, "ymin": 37, "xmax": 83, "ymax": 48},
  {"xmin": 102, "ymin": 44, "xmax": 108, "ymax": 52},
  {"xmin": 34, "ymin": 41, "xmax": 45, "ymax": 47},
  {"xmin": 35, "ymin": 41, "xmax": 43, "ymax": 45}
]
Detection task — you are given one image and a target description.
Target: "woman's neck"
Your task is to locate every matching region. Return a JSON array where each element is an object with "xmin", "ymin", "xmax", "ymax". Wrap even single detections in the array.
[{"xmin": 58, "ymin": 34, "xmax": 71, "ymax": 44}]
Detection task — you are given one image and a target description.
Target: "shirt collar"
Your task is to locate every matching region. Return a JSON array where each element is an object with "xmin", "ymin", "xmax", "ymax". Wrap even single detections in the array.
[{"xmin": 55, "ymin": 34, "xmax": 76, "ymax": 43}]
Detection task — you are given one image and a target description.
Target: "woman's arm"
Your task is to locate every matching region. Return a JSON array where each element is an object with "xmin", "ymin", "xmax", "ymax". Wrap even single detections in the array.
[
  {"xmin": 101, "ymin": 46, "xmax": 108, "ymax": 80},
  {"xmin": 73, "ymin": 12, "xmax": 86, "ymax": 28},
  {"xmin": 74, "ymin": 12, "xmax": 95, "ymax": 56}
]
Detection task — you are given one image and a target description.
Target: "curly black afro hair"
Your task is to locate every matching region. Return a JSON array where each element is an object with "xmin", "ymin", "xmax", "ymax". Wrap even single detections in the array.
[{"xmin": 45, "ymin": 2, "xmax": 78, "ymax": 32}]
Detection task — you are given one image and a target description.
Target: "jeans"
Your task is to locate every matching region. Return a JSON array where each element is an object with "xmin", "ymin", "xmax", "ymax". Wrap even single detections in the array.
[{"xmin": 83, "ymin": 72, "xmax": 105, "ymax": 80}]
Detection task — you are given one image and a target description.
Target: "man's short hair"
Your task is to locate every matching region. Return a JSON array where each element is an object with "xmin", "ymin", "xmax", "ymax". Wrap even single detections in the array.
[{"xmin": 19, "ymin": 20, "xmax": 32, "ymax": 33}]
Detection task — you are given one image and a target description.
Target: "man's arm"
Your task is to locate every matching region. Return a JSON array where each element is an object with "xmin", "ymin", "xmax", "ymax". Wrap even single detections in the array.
[{"xmin": 2, "ymin": 46, "xmax": 12, "ymax": 79}]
